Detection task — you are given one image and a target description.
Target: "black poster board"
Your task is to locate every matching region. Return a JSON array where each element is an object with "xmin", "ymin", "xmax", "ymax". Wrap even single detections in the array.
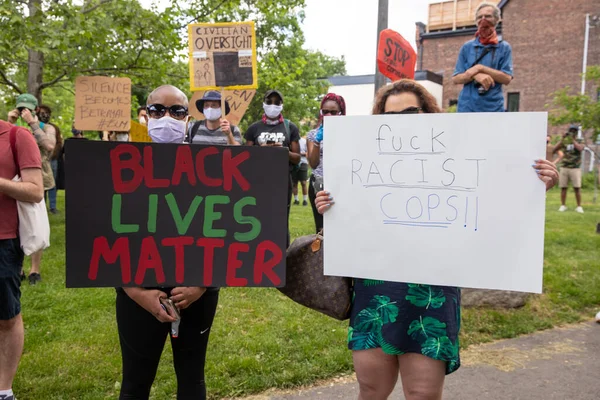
[{"xmin": 65, "ymin": 141, "xmax": 288, "ymax": 288}]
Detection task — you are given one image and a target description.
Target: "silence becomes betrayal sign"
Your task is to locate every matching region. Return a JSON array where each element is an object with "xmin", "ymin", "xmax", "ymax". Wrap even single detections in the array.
[
  {"xmin": 188, "ymin": 21, "xmax": 258, "ymax": 91},
  {"xmin": 65, "ymin": 141, "xmax": 288, "ymax": 288},
  {"xmin": 377, "ymin": 29, "xmax": 417, "ymax": 81},
  {"xmin": 74, "ymin": 76, "xmax": 131, "ymax": 131}
]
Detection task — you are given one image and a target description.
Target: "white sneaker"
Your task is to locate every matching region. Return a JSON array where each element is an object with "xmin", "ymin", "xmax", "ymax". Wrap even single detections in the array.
[
  {"xmin": 558, "ymin": 205, "xmax": 567, "ymax": 212},
  {"xmin": 575, "ymin": 206, "xmax": 584, "ymax": 214}
]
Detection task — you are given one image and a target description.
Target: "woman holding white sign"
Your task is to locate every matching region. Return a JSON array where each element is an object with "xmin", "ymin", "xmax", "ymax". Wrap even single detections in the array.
[{"xmin": 315, "ymin": 79, "xmax": 558, "ymax": 400}]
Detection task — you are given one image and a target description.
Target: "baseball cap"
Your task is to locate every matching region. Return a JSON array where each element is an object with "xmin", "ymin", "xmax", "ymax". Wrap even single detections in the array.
[
  {"xmin": 16, "ymin": 93, "xmax": 38, "ymax": 111},
  {"xmin": 264, "ymin": 89, "xmax": 284, "ymax": 102},
  {"xmin": 568, "ymin": 124, "xmax": 579, "ymax": 131},
  {"xmin": 195, "ymin": 90, "xmax": 231, "ymax": 115}
]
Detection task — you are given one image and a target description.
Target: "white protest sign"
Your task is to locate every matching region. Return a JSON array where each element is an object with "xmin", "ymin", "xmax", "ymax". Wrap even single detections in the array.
[{"xmin": 323, "ymin": 112, "xmax": 548, "ymax": 293}]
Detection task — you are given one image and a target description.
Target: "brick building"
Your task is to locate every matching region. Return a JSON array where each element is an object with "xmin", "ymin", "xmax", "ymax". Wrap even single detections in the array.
[{"xmin": 417, "ymin": 0, "xmax": 600, "ymax": 137}]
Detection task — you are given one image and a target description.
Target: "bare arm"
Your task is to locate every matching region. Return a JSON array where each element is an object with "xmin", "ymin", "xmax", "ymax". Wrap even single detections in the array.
[
  {"xmin": 0, "ymin": 167, "xmax": 44, "ymax": 203},
  {"xmin": 452, "ymin": 64, "xmax": 511, "ymax": 85},
  {"xmin": 573, "ymin": 140, "xmax": 585, "ymax": 152},
  {"xmin": 21, "ymin": 109, "xmax": 55, "ymax": 152},
  {"xmin": 478, "ymin": 65, "xmax": 512, "ymax": 85},
  {"xmin": 245, "ymin": 140, "xmax": 255, "ymax": 146},
  {"xmin": 554, "ymin": 150, "xmax": 564, "ymax": 165},
  {"xmin": 289, "ymin": 141, "xmax": 301, "ymax": 165},
  {"xmin": 307, "ymin": 140, "xmax": 320, "ymax": 169}
]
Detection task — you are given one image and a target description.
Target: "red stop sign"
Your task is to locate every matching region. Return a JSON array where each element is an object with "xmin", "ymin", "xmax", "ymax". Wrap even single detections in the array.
[{"xmin": 377, "ymin": 29, "xmax": 417, "ymax": 81}]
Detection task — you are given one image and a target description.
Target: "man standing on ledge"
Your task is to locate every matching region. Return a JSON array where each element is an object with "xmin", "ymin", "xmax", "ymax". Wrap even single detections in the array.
[{"xmin": 452, "ymin": 2, "xmax": 513, "ymax": 112}]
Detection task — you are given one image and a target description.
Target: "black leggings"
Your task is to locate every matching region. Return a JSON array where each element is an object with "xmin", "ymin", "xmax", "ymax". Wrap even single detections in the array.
[
  {"xmin": 116, "ymin": 289, "xmax": 219, "ymax": 400},
  {"xmin": 308, "ymin": 174, "xmax": 323, "ymax": 233}
]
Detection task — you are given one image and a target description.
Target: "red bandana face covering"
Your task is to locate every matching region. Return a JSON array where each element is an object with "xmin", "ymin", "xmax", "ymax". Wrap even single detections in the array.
[{"xmin": 476, "ymin": 19, "xmax": 499, "ymax": 45}]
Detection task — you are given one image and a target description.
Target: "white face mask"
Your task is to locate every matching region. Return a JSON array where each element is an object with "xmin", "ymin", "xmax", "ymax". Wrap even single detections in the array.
[
  {"xmin": 263, "ymin": 103, "xmax": 283, "ymax": 119},
  {"xmin": 147, "ymin": 116, "xmax": 186, "ymax": 144},
  {"xmin": 116, "ymin": 133, "xmax": 129, "ymax": 142},
  {"xmin": 203, "ymin": 107, "xmax": 222, "ymax": 121}
]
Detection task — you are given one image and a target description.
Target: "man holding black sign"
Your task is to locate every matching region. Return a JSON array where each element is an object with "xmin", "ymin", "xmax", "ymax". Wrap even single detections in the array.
[
  {"xmin": 244, "ymin": 89, "xmax": 301, "ymax": 246},
  {"xmin": 452, "ymin": 2, "xmax": 513, "ymax": 112},
  {"xmin": 115, "ymin": 85, "xmax": 218, "ymax": 400}
]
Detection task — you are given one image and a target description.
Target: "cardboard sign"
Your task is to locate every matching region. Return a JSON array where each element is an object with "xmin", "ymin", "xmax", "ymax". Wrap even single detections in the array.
[
  {"xmin": 129, "ymin": 120, "xmax": 151, "ymax": 143},
  {"xmin": 190, "ymin": 89, "xmax": 256, "ymax": 126},
  {"xmin": 188, "ymin": 21, "xmax": 258, "ymax": 91},
  {"xmin": 74, "ymin": 76, "xmax": 131, "ymax": 131},
  {"xmin": 65, "ymin": 141, "xmax": 289, "ymax": 288},
  {"xmin": 377, "ymin": 29, "xmax": 417, "ymax": 81},
  {"xmin": 323, "ymin": 112, "xmax": 548, "ymax": 293}
]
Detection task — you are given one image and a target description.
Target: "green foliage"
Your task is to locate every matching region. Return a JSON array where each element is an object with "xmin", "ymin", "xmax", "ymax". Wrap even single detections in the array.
[
  {"xmin": 421, "ymin": 336, "xmax": 458, "ymax": 360},
  {"xmin": 354, "ymin": 308, "xmax": 383, "ymax": 331},
  {"xmin": 242, "ymin": 38, "xmax": 347, "ymax": 133},
  {"xmin": 407, "ymin": 316, "xmax": 447, "ymax": 341},
  {"xmin": 363, "ymin": 279, "xmax": 385, "ymax": 286},
  {"xmin": 548, "ymin": 66, "xmax": 600, "ymax": 142},
  {"xmin": 405, "ymin": 284, "xmax": 446, "ymax": 309},
  {"xmin": 0, "ymin": 0, "xmax": 345, "ymax": 135}
]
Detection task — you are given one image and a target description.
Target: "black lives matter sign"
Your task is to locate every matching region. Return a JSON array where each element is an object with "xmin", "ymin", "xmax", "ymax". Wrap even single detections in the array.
[{"xmin": 65, "ymin": 141, "xmax": 288, "ymax": 288}]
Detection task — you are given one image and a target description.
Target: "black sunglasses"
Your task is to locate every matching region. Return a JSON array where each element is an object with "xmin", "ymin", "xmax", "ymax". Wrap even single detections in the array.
[
  {"xmin": 320, "ymin": 109, "xmax": 341, "ymax": 116},
  {"xmin": 146, "ymin": 104, "xmax": 188, "ymax": 120},
  {"xmin": 384, "ymin": 107, "xmax": 422, "ymax": 115},
  {"xmin": 265, "ymin": 99, "xmax": 282, "ymax": 106}
]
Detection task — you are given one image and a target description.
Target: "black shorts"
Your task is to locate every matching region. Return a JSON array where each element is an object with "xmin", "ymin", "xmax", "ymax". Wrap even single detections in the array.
[
  {"xmin": 0, "ymin": 238, "xmax": 24, "ymax": 320},
  {"xmin": 291, "ymin": 163, "xmax": 308, "ymax": 184}
]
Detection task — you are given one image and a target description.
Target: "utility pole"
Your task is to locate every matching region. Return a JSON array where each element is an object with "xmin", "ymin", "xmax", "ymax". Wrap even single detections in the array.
[{"xmin": 374, "ymin": 0, "xmax": 389, "ymax": 96}]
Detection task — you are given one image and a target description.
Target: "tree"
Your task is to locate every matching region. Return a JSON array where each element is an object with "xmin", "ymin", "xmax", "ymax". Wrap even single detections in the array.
[
  {"xmin": 243, "ymin": 38, "xmax": 347, "ymax": 133},
  {"xmin": 0, "ymin": 0, "xmax": 346, "ymax": 134},
  {"xmin": 0, "ymin": 0, "xmax": 307, "ymax": 102},
  {"xmin": 548, "ymin": 66, "xmax": 600, "ymax": 142}
]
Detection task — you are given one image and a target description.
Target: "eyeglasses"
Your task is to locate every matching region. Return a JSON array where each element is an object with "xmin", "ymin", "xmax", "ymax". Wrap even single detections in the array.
[
  {"xmin": 146, "ymin": 104, "xmax": 188, "ymax": 120},
  {"xmin": 320, "ymin": 109, "xmax": 341, "ymax": 116},
  {"xmin": 265, "ymin": 99, "xmax": 282, "ymax": 106},
  {"xmin": 384, "ymin": 107, "xmax": 422, "ymax": 115}
]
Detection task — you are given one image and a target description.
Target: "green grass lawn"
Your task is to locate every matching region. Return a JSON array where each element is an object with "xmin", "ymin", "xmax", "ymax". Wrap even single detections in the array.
[{"xmin": 14, "ymin": 187, "xmax": 600, "ymax": 399}]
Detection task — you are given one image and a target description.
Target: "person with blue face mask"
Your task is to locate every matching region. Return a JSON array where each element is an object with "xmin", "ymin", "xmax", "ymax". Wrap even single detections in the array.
[
  {"xmin": 115, "ymin": 85, "xmax": 219, "ymax": 400},
  {"xmin": 244, "ymin": 89, "xmax": 301, "ymax": 248},
  {"xmin": 186, "ymin": 90, "xmax": 242, "ymax": 145}
]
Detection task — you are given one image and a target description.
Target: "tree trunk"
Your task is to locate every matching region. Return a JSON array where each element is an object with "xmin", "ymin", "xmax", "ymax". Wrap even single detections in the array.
[
  {"xmin": 28, "ymin": 49, "xmax": 44, "ymax": 102},
  {"xmin": 27, "ymin": 0, "xmax": 43, "ymax": 103}
]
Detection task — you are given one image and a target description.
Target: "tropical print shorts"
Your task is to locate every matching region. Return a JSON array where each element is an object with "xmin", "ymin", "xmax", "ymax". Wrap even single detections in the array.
[{"xmin": 348, "ymin": 279, "xmax": 461, "ymax": 374}]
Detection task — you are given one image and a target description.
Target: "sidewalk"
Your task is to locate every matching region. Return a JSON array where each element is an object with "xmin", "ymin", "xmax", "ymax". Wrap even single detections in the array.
[{"xmin": 241, "ymin": 321, "xmax": 600, "ymax": 400}]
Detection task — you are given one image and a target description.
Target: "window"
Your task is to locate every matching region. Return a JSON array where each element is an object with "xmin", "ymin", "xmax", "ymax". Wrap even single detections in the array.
[{"xmin": 507, "ymin": 92, "xmax": 520, "ymax": 112}]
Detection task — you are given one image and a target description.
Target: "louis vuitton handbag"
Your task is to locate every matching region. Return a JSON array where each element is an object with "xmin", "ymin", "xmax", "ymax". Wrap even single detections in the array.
[{"xmin": 278, "ymin": 231, "xmax": 353, "ymax": 320}]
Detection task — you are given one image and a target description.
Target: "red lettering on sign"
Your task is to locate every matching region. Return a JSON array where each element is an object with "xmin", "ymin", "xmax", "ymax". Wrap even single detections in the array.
[
  {"xmin": 226, "ymin": 242, "xmax": 249, "ymax": 286},
  {"xmin": 196, "ymin": 238, "xmax": 225, "ymax": 286},
  {"xmin": 162, "ymin": 236, "xmax": 194, "ymax": 284},
  {"xmin": 135, "ymin": 236, "xmax": 165, "ymax": 285},
  {"xmin": 196, "ymin": 147, "xmax": 223, "ymax": 187},
  {"xmin": 110, "ymin": 145, "xmax": 143, "ymax": 193},
  {"xmin": 253, "ymin": 240, "xmax": 282, "ymax": 286},
  {"xmin": 143, "ymin": 146, "xmax": 170, "ymax": 189},
  {"xmin": 172, "ymin": 146, "xmax": 197, "ymax": 186},
  {"xmin": 89, "ymin": 236, "xmax": 131, "ymax": 283},
  {"xmin": 223, "ymin": 149, "xmax": 250, "ymax": 191}
]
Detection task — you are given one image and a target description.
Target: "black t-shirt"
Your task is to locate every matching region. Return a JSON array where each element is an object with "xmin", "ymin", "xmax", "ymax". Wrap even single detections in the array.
[
  {"xmin": 244, "ymin": 120, "xmax": 300, "ymax": 146},
  {"xmin": 244, "ymin": 120, "xmax": 300, "ymax": 173}
]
